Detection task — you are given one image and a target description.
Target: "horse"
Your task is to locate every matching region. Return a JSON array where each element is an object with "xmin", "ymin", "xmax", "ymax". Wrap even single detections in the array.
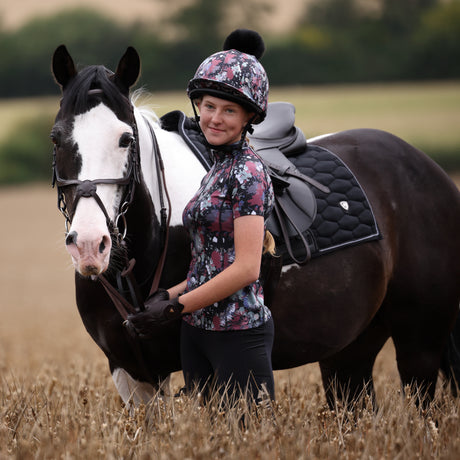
[{"xmin": 50, "ymin": 45, "xmax": 460, "ymax": 409}]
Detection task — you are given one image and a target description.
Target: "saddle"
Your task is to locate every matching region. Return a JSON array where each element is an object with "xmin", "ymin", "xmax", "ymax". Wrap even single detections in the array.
[{"xmin": 248, "ymin": 102, "xmax": 330, "ymax": 264}]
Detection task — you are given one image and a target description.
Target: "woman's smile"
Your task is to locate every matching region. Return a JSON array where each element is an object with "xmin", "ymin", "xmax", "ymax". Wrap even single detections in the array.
[{"xmin": 197, "ymin": 95, "xmax": 254, "ymax": 146}]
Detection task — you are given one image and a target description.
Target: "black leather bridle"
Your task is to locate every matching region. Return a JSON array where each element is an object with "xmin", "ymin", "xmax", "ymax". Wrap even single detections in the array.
[{"xmin": 52, "ymin": 109, "xmax": 141, "ymax": 245}]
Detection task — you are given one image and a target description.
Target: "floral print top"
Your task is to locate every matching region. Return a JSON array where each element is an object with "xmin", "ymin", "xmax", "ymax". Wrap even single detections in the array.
[{"xmin": 182, "ymin": 142, "xmax": 274, "ymax": 331}]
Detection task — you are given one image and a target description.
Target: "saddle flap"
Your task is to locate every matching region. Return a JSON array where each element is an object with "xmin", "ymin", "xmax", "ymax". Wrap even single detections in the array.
[{"xmin": 267, "ymin": 176, "xmax": 317, "ymax": 239}]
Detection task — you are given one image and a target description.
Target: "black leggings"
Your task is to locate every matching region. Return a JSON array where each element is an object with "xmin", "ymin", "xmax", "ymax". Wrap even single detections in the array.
[{"xmin": 180, "ymin": 317, "xmax": 275, "ymax": 403}]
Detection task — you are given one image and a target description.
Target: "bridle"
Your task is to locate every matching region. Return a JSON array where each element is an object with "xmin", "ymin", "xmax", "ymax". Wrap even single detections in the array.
[
  {"xmin": 52, "ymin": 90, "xmax": 171, "ymax": 318},
  {"xmin": 52, "ymin": 93, "xmax": 141, "ymax": 245}
]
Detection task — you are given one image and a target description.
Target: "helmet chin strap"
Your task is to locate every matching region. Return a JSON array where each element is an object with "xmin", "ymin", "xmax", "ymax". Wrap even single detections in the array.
[{"xmin": 191, "ymin": 100, "xmax": 256, "ymax": 152}]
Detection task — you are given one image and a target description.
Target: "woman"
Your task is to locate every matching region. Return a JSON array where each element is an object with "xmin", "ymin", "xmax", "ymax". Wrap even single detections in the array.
[{"xmin": 129, "ymin": 29, "xmax": 275, "ymax": 403}]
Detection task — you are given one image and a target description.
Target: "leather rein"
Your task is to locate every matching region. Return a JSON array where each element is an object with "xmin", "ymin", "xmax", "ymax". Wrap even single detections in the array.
[{"xmin": 53, "ymin": 96, "xmax": 171, "ymax": 320}]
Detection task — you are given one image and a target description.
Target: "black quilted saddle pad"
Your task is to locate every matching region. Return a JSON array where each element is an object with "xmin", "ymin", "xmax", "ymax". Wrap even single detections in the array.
[{"xmin": 275, "ymin": 143, "xmax": 382, "ymax": 264}]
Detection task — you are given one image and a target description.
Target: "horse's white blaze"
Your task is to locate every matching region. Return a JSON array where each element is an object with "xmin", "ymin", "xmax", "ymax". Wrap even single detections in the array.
[
  {"xmin": 67, "ymin": 104, "xmax": 132, "ymax": 275},
  {"xmin": 74, "ymin": 104, "xmax": 132, "ymax": 210}
]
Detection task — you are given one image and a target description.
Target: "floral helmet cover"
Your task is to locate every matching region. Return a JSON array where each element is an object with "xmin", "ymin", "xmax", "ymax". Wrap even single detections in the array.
[{"xmin": 187, "ymin": 29, "xmax": 269, "ymax": 123}]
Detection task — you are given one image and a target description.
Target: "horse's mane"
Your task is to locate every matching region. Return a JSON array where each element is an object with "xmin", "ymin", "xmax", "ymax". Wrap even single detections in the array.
[
  {"xmin": 60, "ymin": 65, "xmax": 131, "ymax": 119},
  {"xmin": 130, "ymin": 89, "xmax": 160, "ymax": 126}
]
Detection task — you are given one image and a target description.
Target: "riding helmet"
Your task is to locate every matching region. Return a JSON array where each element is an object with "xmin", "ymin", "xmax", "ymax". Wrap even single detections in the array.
[{"xmin": 187, "ymin": 29, "xmax": 269, "ymax": 123}]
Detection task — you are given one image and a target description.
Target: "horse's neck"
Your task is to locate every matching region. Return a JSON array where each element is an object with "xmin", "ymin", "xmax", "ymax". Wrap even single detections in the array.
[{"xmin": 134, "ymin": 107, "xmax": 206, "ymax": 226}]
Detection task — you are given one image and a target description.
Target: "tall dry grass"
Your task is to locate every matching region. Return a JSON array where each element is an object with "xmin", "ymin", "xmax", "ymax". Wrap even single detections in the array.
[{"xmin": 2, "ymin": 362, "xmax": 460, "ymax": 459}]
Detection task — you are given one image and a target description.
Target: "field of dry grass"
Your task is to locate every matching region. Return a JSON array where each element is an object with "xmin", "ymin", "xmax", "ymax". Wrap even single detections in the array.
[{"xmin": 1, "ymin": 177, "xmax": 459, "ymax": 458}]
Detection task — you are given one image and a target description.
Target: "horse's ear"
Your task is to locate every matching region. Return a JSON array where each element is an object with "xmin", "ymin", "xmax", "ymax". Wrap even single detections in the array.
[
  {"xmin": 115, "ymin": 47, "xmax": 140, "ymax": 94},
  {"xmin": 52, "ymin": 45, "xmax": 77, "ymax": 89}
]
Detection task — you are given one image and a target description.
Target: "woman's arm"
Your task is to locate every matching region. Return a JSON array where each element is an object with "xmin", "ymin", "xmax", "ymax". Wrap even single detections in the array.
[
  {"xmin": 167, "ymin": 280, "xmax": 187, "ymax": 299},
  {"xmin": 178, "ymin": 214, "xmax": 265, "ymax": 314}
]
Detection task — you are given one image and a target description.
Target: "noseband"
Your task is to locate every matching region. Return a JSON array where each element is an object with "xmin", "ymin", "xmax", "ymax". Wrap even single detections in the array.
[{"xmin": 52, "ymin": 92, "xmax": 141, "ymax": 245}]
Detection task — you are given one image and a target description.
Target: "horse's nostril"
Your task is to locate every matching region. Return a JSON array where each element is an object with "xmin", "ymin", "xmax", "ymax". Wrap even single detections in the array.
[
  {"xmin": 66, "ymin": 231, "xmax": 78, "ymax": 246},
  {"xmin": 99, "ymin": 235, "xmax": 110, "ymax": 254}
]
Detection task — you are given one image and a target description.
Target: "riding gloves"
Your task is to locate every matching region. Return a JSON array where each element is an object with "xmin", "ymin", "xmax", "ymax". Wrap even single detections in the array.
[
  {"xmin": 146, "ymin": 288, "xmax": 170, "ymax": 303},
  {"xmin": 127, "ymin": 292, "xmax": 184, "ymax": 338}
]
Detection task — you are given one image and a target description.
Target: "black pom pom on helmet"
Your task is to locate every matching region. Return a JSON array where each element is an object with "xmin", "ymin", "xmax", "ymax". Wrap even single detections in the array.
[{"xmin": 223, "ymin": 29, "xmax": 265, "ymax": 60}]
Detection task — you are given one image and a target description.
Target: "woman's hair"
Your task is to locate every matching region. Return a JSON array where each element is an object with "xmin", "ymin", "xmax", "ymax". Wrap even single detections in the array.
[{"xmin": 263, "ymin": 230, "xmax": 276, "ymax": 256}]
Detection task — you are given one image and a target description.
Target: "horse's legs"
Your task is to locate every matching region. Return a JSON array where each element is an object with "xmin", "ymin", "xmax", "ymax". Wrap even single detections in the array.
[
  {"xmin": 392, "ymin": 343, "xmax": 439, "ymax": 407},
  {"xmin": 389, "ymin": 295, "xmax": 458, "ymax": 408},
  {"xmin": 440, "ymin": 313, "xmax": 460, "ymax": 397},
  {"xmin": 112, "ymin": 367, "xmax": 171, "ymax": 408},
  {"xmin": 319, "ymin": 312, "xmax": 389, "ymax": 410},
  {"xmin": 391, "ymin": 317, "xmax": 446, "ymax": 407}
]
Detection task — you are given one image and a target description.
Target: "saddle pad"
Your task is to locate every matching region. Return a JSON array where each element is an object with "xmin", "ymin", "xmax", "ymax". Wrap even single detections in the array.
[{"xmin": 275, "ymin": 144, "xmax": 382, "ymax": 264}]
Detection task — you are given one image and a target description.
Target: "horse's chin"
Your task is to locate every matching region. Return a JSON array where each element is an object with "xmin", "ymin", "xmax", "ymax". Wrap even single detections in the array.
[{"xmin": 71, "ymin": 256, "xmax": 110, "ymax": 278}]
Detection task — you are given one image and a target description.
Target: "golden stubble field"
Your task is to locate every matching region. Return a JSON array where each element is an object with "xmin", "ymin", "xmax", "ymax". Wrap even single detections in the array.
[{"xmin": 0, "ymin": 178, "xmax": 459, "ymax": 458}]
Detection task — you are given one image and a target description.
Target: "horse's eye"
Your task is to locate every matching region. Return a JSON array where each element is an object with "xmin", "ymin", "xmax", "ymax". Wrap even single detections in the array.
[
  {"xmin": 50, "ymin": 131, "xmax": 60, "ymax": 146},
  {"xmin": 119, "ymin": 132, "xmax": 134, "ymax": 149}
]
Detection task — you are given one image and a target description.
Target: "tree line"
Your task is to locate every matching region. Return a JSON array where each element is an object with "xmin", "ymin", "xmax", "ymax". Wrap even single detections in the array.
[{"xmin": 0, "ymin": 0, "xmax": 458, "ymax": 98}]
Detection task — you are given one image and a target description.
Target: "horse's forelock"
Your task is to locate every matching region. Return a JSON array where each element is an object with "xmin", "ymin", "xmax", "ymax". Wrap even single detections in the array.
[{"xmin": 59, "ymin": 65, "xmax": 132, "ymax": 121}]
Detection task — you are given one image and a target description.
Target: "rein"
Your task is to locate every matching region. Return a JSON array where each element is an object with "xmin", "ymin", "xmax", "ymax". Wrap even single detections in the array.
[
  {"xmin": 145, "ymin": 119, "xmax": 172, "ymax": 297},
  {"xmin": 53, "ymin": 97, "xmax": 172, "ymax": 319}
]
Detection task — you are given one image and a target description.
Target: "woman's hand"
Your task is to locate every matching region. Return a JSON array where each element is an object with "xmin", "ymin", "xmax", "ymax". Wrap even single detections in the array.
[{"xmin": 126, "ymin": 296, "xmax": 184, "ymax": 338}]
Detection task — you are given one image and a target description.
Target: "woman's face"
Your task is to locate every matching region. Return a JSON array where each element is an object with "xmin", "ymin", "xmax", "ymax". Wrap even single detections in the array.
[{"xmin": 196, "ymin": 95, "xmax": 254, "ymax": 146}]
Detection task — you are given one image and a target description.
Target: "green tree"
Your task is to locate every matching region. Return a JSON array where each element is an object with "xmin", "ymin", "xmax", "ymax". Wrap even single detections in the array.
[
  {"xmin": 411, "ymin": 0, "xmax": 460, "ymax": 78},
  {"xmin": 381, "ymin": 0, "xmax": 438, "ymax": 34},
  {"xmin": 167, "ymin": 0, "xmax": 272, "ymax": 49},
  {"xmin": 306, "ymin": 0, "xmax": 363, "ymax": 31},
  {"xmin": 170, "ymin": 0, "xmax": 222, "ymax": 46},
  {"xmin": 0, "ymin": 9, "xmax": 138, "ymax": 97}
]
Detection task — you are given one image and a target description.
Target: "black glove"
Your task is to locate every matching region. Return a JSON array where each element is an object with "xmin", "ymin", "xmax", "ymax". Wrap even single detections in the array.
[
  {"xmin": 146, "ymin": 288, "xmax": 170, "ymax": 303},
  {"xmin": 126, "ymin": 297, "xmax": 184, "ymax": 338}
]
